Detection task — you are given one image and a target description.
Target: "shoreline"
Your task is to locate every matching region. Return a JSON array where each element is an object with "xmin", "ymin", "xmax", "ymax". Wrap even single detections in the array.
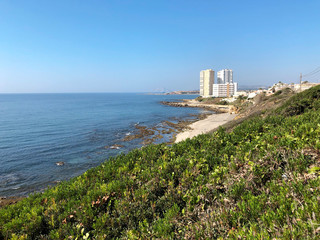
[
  {"xmin": 117, "ymin": 99, "xmax": 237, "ymax": 144},
  {"xmin": 174, "ymin": 112, "xmax": 237, "ymax": 143},
  {"xmin": 161, "ymin": 99, "xmax": 233, "ymax": 113},
  {"xmin": 0, "ymin": 103, "xmax": 208, "ymax": 205},
  {"xmin": 161, "ymin": 99, "xmax": 237, "ymax": 143},
  {"xmin": 0, "ymin": 98, "xmax": 234, "ymax": 207}
]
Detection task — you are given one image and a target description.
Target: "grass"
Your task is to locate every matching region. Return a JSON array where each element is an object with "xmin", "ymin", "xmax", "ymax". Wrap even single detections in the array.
[{"xmin": 1, "ymin": 86, "xmax": 320, "ymax": 239}]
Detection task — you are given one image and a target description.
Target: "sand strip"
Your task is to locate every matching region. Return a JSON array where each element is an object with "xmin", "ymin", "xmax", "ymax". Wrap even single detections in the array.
[{"xmin": 175, "ymin": 113, "xmax": 237, "ymax": 143}]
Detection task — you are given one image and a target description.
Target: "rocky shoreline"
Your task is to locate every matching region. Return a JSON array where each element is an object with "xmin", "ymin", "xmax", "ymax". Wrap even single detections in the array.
[
  {"xmin": 0, "ymin": 99, "xmax": 226, "ymax": 208},
  {"xmin": 161, "ymin": 99, "xmax": 232, "ymax": 113},
  {"xmin": 161, "ymin": 99, "xmax": 238, "ymax": 143},
  {"xmin": 117, "ymin": 112, "xmax": 213, "ymax": 145},
  {"xmin": 0, "ymin": 112, "xmax": 210, "ymax": 208}
]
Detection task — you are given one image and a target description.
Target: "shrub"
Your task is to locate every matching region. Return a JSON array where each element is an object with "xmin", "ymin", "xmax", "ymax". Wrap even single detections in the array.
[{"xmin": 1, "ymin": 85, "xmax": 320, "ymax": 239}]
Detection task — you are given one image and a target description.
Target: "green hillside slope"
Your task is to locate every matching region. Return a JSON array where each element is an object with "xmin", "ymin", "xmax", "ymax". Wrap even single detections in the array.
[{"xmin": 1, "ymin": 86, "xmax": 320, "ymax": 239}]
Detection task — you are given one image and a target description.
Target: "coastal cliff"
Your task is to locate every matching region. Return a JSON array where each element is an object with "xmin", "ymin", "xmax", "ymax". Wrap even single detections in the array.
[{"xmin": 1, "ymin": 86, "xmax": 320, "ymax": 239}]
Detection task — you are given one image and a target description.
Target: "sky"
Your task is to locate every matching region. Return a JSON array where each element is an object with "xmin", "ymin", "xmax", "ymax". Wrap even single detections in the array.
[{"xmin": 1, "ymin": 0, "xmax": 320, "ymax": 93}]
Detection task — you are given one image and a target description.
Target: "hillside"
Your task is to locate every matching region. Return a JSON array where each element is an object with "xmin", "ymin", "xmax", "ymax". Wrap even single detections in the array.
[{"xmin": 1, "ymin": 86, "xmax": 320, "ymax": 239}]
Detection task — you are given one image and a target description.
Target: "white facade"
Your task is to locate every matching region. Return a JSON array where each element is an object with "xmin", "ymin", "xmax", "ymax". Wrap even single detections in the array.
[
  {"xmin": 200, "ymin": 69, "xmax": 215, "ymax": 97},
  {"xmin": 217, "ymin": 69, "xmax": 233, "ymax": 84},
  {"xmin": 268, "ymin": 82, "xmax": 320, "ymax": 93},
  {"xmin": 212, "ymin": 83, "xmax": 237, "ymax": 97}
]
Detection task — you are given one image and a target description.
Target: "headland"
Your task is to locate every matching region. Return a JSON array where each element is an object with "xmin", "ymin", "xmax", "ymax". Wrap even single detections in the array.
[{"xmin": 161, "ymin": 98, "xmax": 232, "ymax": 113}]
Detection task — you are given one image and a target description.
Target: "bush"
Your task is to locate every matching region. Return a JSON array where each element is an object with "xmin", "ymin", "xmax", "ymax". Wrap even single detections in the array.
[{"xmin": 1, "ymin": 86, "xmax": 320, "ymax": 239}]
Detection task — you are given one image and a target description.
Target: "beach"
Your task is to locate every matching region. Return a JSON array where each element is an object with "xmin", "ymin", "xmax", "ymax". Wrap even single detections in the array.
[
  {"xmin": 162, "ymin": 98, "xmax": 237, "ymax": 143},
  {"xmin": 175, "ymin": 112, "xmax": 237, "ymax": 143}
]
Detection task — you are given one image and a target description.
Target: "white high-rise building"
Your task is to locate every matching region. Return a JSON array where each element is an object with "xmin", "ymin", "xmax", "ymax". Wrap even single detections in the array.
[
  {"xmin": 217, "ymin": 69, "xmax": 233, "ymax": 84},
  {"xmin": 200, "ymin": 69, "xmax": 215, "ymax": 97},
  {"xmin": 214, "ymin": 69, "xmax": 236, "ymax": 97}
]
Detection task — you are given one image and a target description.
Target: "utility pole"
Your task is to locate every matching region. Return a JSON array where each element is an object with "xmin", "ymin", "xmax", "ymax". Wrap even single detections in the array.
[{"xmin": 300, "ymin": 73, "xmax": 302, "ymax": 92}]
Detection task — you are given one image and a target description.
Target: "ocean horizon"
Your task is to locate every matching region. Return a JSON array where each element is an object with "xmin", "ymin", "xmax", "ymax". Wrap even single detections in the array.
[{"xmin": 0, "ymin": 93, "xmax": 204, "ymax": 197}]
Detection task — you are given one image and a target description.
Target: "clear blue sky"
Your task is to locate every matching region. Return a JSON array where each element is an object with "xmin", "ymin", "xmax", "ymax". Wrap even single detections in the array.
[{"xmin": 1, "ymin": 0, "xmax": 320, "ymax": 93}]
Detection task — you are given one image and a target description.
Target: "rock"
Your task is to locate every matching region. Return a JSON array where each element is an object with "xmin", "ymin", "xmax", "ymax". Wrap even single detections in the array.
[
  {"xmin": 0, "ymin": 196, "xmax": 25, "ymax": 208},
  {"xmin": 107, "ymin": 144, "xmax": 124, "ymax": 149}
]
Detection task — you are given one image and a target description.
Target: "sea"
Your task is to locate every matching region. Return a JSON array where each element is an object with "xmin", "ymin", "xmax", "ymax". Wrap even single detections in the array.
[{"xmin": 0, "ymin": 93, "xmax": 205, "ymax": 197}]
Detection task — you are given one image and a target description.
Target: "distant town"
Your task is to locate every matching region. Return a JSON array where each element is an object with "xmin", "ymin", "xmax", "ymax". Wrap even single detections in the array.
[
  {"xmin": 200, "ymin": 69, "xmax": 237, "ymax": 98},
  {"xmin": 151, "ymin": 68, "xmax": 320, "ymax": 99},
  {"xmin": 199, "ymin": 68, "xmax": 320, "ymax": 101}
]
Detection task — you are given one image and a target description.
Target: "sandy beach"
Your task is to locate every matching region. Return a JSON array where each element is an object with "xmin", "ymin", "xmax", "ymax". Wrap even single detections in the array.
[{"xmin": 175, "ymin": 113, "xmax": 237, "ymax": 143}]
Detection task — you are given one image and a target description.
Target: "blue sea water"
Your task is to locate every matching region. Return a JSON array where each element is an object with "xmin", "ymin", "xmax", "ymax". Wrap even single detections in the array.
[{"xmin": 0, "ymin": 93, "xmax": 204, "ymax": 196}]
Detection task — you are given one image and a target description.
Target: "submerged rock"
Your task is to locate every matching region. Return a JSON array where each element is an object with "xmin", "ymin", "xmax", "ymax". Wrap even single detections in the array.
[
  {"xmin": 106, "ymin": 144, "xmax": 124, "ymax": 150},
  {"xmin": 122, "ymin": 125, "xmax": 155, "ymax": 142}
]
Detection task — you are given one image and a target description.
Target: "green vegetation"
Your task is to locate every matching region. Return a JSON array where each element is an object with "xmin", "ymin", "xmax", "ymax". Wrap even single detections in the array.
[
  {"xmin": 195, "ymin": 96, "xmax": 204, "ymax": 102},
  {"xmin": 195, "ymin": 96, "xmax": 224, "ymax": 104},
  {"xmin": 1, "ymin": 86, "xmax": 320, "ymax": 239},
  {"xmin": 195, "ymin": 96, "xmax": 230, "ymax": 106},
  {"xmin": 217, "ymin": 100, "xmax": 229, "ymax": 105}
]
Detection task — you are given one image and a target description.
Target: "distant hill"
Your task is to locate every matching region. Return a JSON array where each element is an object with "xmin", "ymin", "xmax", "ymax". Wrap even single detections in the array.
[
  {"xmin": 165, "ymin": 90, "xmax": 199, "ymax": 95},
  {"xmin": 238, "ymin": 84, "xmax": 268, "ymax": 90},
  {"xmin": 147, "ymin": 90, "xmax": 200, "ymax": 95}
]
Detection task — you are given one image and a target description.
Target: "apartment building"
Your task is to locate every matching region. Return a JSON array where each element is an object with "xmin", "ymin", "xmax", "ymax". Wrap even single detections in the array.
[
  {"xmin": 200, "ymin": 69, "xmax": 215, "ymax": 97},
  {"xmin": 217, "ymin": 69, "xmax": 233, "ymax": 84},
  {"xmin": 212, "ymin": 82, "xmax": 238, "ymax": 97}
]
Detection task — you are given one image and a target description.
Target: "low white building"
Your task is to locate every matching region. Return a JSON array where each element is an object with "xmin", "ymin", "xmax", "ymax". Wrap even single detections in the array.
[
  {"xmin": 247, "ymin": 92, "xmax": 257, "ymax": 99},
  {"xmin": 268, "ymin": 81, "xmax": 320, "ymax": 93},
  {"xmin": 233, "ymin": 91, "xmax": 248, "ymax": 97},
  {"xmin": 294, "ymin": 82, "xmax": 320, "ymax": 92},
  {"xmin": 212, "ymin": 83, "xmax": 238, "ymax": 97}
]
